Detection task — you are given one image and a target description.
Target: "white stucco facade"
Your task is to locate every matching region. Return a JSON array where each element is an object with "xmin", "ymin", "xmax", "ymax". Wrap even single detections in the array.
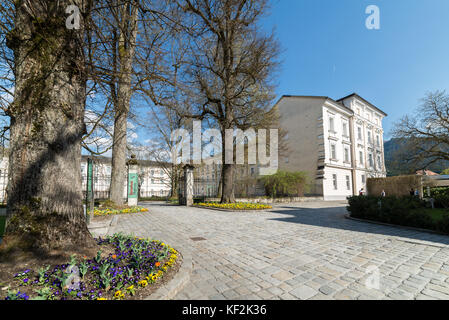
[{"xmin": 277, "ymin": 93, "xmax": 387, "ymax": 201}]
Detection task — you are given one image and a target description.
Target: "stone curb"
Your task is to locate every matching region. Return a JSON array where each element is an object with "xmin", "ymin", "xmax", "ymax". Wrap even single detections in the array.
[
  {"xmin": 344, "ymin": 214, "xmax": 449, "ymax": 237},
  {"xmin": 145, "ymin": 249, "xmax": 193, "ymax": 300},
  {"xmin": 88, "ymin": 215, "xmax": 119, "ymax": 237}
]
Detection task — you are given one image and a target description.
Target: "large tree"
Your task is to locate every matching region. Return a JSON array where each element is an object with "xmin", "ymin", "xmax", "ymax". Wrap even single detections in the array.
[
  {"xmin": 89, "ymin": 0, "xmax": 172, "ymax": 204},
  {"xmin": 2, "ymin": 0, "xmax": 95, "ymax": 252},
  {"xmin": 170, "ymin": 0, "xmax": 280, "ymax": 203},
  {"xmin": 392, "ymin": 90, "xmax": 449, "ymax": 170}
]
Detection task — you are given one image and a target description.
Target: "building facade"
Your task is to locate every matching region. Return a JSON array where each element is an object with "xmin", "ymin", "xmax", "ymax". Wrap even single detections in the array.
[
  {"xmin": 276, "ymin": 93, "xmax": 387, "ymax": 200},
  {"xmin": 80, "ymin": 155, "xmax": 172, "ymax": 199},
  {"xmin": 0, "ymin": 155, "xmax": 172, "ymax": 203},
  {"xmin": 191, "ymin": 162, "xmax": 265, "ymax": 198}
]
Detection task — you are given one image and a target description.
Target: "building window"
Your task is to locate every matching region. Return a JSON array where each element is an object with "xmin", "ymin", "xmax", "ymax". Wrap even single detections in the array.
[
  {"xmin": 344, "ymin": 147, "xmax": 350, "ymax": 163},
  {"xmin": 250, "ymin": 167, "xmax": 255, "ymax": 176},
  {"xmin": 367, "ymin": 131, "xmax": 372, "ymax": 144},
  {"xmin": 357, "ymin": 127, "xmax": 362, "ymax": 140},
  {"xmin": 342, "ymin": 122, "xmax": 348, "ymax": 137},
  {"xmin": 377, "ymin": 155, "xmax": 382, "ymax": 169},
  {"xmin": 332, "ymin": 174, "xmax": 338, "ymax": 190},
  {"xmin": 330, "ymin": 144, "xmax": 337, "ymax": 160},
  {"xmin": 151, "ymin": 170, "xmax": 154, "ymax": 176},
  {"xmin": 329, "ymin": 117, "xmax": 335, "ymax": 132},
  {"xmin": 151, "ymin": 179, "xmax": 155, "ymax": 184},
  {"xmin": 362, "ymin": 175, "xmax": 366, "ymax": 184},
  {"xmin": 285, "ymin": 157, "xmax": 289, "ymax": 164},
  {"xmin": 368, "ymin": 153, "xmax": 374, "ymax": 167},
  {"xmin": 359, "ymin": 151, "xmax": 364, "ymax": 165},
  {"xmin": 376, "ymin": 135, "xmax": 380, "ymax": 147},
  {"xmin": 346, "ymin": 175, "xmax": 350, "ymax": 190}
]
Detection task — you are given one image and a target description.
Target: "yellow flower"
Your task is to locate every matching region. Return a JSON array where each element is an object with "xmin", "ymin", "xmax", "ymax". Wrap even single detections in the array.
[
  {"xmin": 139, "ymin": 280, "xmax": 148, "ymax": 287},
  {"xmin": 97, "ymin": 297, "xmax": 107, "ymax": 300},
  {"xmin": 114, "ymin": 290, "xmax": 122, "ymax": 299}
]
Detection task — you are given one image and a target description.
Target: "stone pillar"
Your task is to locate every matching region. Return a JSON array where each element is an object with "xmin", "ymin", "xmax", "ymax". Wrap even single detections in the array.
[
  {"xmin": 127, "ymin": 155, "xmax": 139, "ymax": 207},
  {"xmin": 184, "ymin": 164, "xmax": 194, "ymax": 206}
]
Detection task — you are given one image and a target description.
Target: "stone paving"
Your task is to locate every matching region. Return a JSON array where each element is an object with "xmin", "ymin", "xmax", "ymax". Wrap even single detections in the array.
[{"xmin": 110, "ymin": 201, "xmax": 449, "ymax": 300}]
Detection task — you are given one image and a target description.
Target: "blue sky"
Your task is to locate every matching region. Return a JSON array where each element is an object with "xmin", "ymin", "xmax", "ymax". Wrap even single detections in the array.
[{"xmin": 261, "ymin": 0, "xmax": 449, "ymax": 139}]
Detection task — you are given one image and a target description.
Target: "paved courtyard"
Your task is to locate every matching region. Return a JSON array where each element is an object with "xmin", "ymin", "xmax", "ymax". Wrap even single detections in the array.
[{"xmin": 110, "ymin": 201, "xmax": 449, "ymax": 300}]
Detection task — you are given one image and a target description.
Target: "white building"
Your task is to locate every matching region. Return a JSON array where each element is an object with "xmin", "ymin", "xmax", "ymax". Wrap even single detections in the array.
[
  {"xmin": 275, "ymin": 93, "xmax": 387, "ymax": 200},
  {"xmin": 80, "ymin": 155, "xmax": 172, "ymax": 199},
  {"xmin": 0, "ymin": 154, "xmax": 172, "ymax": 203}
]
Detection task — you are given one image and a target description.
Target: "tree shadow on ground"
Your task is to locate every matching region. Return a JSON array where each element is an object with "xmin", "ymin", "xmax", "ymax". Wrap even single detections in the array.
[{"xmin": 267, "ymin": 204, "xmax": 449, "ymax": 246}]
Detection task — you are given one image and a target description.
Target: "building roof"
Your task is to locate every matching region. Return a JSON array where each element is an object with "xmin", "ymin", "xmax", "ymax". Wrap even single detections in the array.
[
  {"xmin": 275, "ymin": 93, "xmax": 388, "ymax": 118},
  {"xmin": 416, "ymin": 169, "xmax": 440, "ymax": 176},
  {"xmin": 337, "ymin": 93, "xmax": 388, "ymax": 117},
  {"xmin": 275, "ymin": 95, "xmax": 354, "ymax": 115}
]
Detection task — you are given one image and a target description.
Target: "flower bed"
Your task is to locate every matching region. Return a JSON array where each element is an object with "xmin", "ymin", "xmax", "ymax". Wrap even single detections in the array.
[
  {"xmin": 1, "ymin": 233, "xmax": 179, "ymax": 300},
  {"xmin": 93, "ymin": 206, "xmax": 149, "ymax": 216},
  {"xmin": 195, "ymin": 202, "xmax": 272, "ymax": 210}
]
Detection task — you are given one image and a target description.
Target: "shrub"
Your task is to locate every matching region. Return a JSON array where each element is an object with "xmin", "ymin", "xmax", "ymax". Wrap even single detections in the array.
[
  {"xmin": 436, "ymin": 213, "xmax": 449, "ymax": 234},
  {"xmin": 432, "ymin": 194, "xmax": 449, "ymax": 209},
  {"xmin": 261, "ymin": 171, "xmax": 310, "ymax": 198},
  {"xmin": 347, "ymin": 195, "xmax": 449, "ymax": 233}
]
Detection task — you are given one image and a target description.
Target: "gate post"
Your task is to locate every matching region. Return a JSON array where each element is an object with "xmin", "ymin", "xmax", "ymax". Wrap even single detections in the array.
[
  {"xmin": 127, "ymin": 154, "xmax": 139, "ymax": 206},
  {"xmin": 86, "ymin": 157, "xmax": 94, "ymax": 225},
  {"xmin": 183, "ymin": 164, "xmax": 195, "ymax": 206}
]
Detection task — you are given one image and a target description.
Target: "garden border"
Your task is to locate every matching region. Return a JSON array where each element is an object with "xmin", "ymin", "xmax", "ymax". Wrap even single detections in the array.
[
  {"xmin": 144, "ymin": 250, "xmax": 193, "ymax": 300},
  {"xmin": 103, "ymin": 214, "xmax": 193, "ymax": 300},
  {"xmin": 192, "ymin": 205, "xmax": 272, "ymax": 213},
  {"xmin": 344, "ymin": 214, "xmax": 449, "ymax": 236}
]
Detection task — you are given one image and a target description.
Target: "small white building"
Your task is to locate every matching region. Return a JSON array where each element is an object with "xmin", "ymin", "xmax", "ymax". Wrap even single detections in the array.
[{"xmin": 276, "ymin": 93, "xmax": 387, "ymax": 200}]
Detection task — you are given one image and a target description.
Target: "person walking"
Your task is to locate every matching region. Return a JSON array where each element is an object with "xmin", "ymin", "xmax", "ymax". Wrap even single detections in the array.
[
  {"xmin": 359, "ymin": 188, "xmax": 365, "ymax": 196},
  {"xmin": 381, "ymin": 190, "xmax": 386, "ymax": 197}
]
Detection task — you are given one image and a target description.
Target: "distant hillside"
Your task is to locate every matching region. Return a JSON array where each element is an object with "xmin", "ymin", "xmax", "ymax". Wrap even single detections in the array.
[{"xmin": 384, "ymin": 138, "xmax": 449, "ymax": 176}]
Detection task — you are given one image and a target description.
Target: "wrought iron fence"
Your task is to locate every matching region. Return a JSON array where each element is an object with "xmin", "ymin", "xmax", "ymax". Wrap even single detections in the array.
[
  {"xmin": 178, "ymin": 177, "xmax": 220, "ymax": 199},
  {"xmin": 0, "ymin": 170, "xmax": 7, "ymax": 204}
]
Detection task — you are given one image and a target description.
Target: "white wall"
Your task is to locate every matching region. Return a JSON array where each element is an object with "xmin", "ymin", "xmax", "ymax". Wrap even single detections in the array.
[{"xmin": 323, "ymin": 167, "xmax": 353, "ymax": 200}]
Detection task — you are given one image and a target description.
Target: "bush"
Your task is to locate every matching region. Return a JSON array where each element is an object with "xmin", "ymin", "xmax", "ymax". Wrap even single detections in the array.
[
  {"xmin": 347, "ymin": 195, "xmax": 449, "ymax": 234},
  {"xmin": 260, "ymin": 171, "xmax": 310, "ymax": 198},
  {"xmin": 432, "ymin": 194, "xmax": 449, "ymax": 209}
]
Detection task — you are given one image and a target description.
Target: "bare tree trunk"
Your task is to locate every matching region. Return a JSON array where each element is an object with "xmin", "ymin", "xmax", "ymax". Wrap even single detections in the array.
[
  {"xmin": 109, "ymin": 109, "xmax": 128, "ymax": 204},
  {"xmin": 109, "ymin": 0, "xmax": 138, "ymax": 205},
  {"xmin": 220, "ymin": 126, "xmax": 235, "ymax": 203},
  {"xmin": 3, "ymin": 0, "xmax": 95, "ymax": 252},
  {"xmin": 220, "ymin": 164, "xmax": 235, "ymax": 203}
]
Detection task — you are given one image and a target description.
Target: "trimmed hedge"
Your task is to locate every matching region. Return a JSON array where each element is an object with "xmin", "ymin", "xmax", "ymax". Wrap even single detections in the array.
[
  {"xmin": 347, "ymin": 195, "xmax": 449, "ymax": 234},
  {"xmin": 428, "ymin": 187, "xmax": 449, "ymax": 208}
]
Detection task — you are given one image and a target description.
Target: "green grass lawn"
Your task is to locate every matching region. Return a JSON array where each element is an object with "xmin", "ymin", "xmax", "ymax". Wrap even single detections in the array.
[{"xmin": 410, "ymin": 208, "xmax": 449, "ymax": 223}]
